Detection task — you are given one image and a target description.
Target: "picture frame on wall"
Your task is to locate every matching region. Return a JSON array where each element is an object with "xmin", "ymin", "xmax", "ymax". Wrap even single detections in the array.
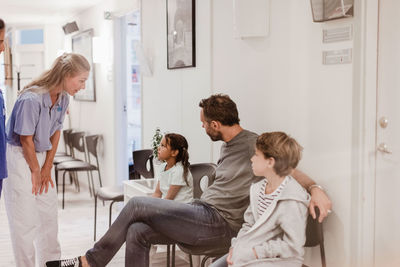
[
  {"xmin": 71, "ymin": 29, "xmax": 96, "ymax": 101},
  {"xmin": 166, "ymin": 0, "xmax": 196, "ymax": 69}
]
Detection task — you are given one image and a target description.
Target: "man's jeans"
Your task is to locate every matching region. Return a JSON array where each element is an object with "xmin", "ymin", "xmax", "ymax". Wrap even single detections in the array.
[{"xmin": 86, "ymin": 197, "xmax": 236, "ymax": 267}]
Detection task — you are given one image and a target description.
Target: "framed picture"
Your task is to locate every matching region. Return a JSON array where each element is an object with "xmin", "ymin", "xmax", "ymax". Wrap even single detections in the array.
[
  {"xmin": 71, "ymin": 29, "xmax": 96, "ymax": 101},
  {"xmin": 166, "ymin": 0, "xmax": 196, "ymax": 69}
]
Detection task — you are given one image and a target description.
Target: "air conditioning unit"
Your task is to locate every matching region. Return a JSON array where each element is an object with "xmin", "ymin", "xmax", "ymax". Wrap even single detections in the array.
[{"xmin": 62, "ymin": 21, "xmax": 79, "ymax": 35}]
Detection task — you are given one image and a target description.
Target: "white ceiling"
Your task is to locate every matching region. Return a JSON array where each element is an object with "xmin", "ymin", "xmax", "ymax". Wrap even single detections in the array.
[{"xmin": 0, "ymin": 0, "xmax": 104, "ymax": 25}]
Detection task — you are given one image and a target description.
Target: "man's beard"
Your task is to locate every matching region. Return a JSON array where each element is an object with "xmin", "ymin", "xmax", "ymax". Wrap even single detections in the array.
[{"xmin": 207, "ymin": 130, "xmax": 223, "ymax": 141}]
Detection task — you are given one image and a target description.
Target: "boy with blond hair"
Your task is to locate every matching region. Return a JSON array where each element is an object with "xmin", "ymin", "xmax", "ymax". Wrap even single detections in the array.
[{"xmin": 212, "ymin": 132, "xmax": 310, "ymax": 267}]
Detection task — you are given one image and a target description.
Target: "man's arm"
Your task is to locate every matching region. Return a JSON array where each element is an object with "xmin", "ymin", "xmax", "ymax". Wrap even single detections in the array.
[{"xmin": 292, "ymin": 169, "xmax": 332, "ymax": 222}]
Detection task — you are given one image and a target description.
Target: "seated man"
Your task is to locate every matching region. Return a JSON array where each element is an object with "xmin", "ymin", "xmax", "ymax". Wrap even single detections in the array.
[
  {"xmin": 211, "ymin": 131, "xmax": 309, "ymax": 267},
  {"xmin": 47, "ymin": 94, "xmax": 331, "ymax": 267}
]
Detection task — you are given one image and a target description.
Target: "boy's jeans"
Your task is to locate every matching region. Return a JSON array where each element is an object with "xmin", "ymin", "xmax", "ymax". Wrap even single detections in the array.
[{"xmin": 86, "ymin": 197, "xmax": 236, "ymax": 267}]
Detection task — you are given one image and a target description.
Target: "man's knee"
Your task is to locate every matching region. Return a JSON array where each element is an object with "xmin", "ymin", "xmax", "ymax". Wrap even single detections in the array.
[
  {"xmin": 126, "ymin": 196, "xmax": 153, "ymax": 211},
  {"xmin": 126, "ymin": 222, "xmax": 153, "ymax": 247}
]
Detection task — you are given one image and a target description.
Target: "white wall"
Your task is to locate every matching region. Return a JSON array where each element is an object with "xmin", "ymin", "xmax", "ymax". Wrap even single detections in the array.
[
  {"xmin": 212, "ymin": 1, "xmax": 354, "ymax": 266},
  {"xmin": 28, "ymin": 0, "xmax": 371, "ymax": 265},
  {"xmin": 141, "ymin": 0, "xmax": 213, "ymax": 163},
  {"xmin": 140, "ymin": 0, "xmax": 365, "ymax": 266},
  {"xmin": 64, "ymin": 0, "xmax": 139, "ymax": 186}
]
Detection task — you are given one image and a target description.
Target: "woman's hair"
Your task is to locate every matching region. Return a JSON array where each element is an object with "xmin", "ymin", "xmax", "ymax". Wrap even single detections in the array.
[
  {"xmin": 164, "ymin": 133, "xmax": 190, "ymax": 185},
  {"xmin": 19, "ymin": 53, "xmax": 90, "ymax": 95},
  {"xmin": 0, "ymin": 19, "xmax": 5, "ymax": 30},
  {"xmin": 256, "ymin": 132, "xmax": 303, "ymax": 177}
]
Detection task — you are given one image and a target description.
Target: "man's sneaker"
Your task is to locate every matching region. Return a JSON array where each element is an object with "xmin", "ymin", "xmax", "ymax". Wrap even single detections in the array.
[{"xmin": 46, "ymin": 257, "xmax": 82, "ymax": 267}]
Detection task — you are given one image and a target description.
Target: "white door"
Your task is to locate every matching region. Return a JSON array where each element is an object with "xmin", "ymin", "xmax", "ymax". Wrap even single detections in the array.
[
  {"xmin": 375, "ymin": 0, "xmax": 400, "ymax": 266},
  {"xmin": 17, "ymin": 51, "xmax": 44, "ymax": 90}
]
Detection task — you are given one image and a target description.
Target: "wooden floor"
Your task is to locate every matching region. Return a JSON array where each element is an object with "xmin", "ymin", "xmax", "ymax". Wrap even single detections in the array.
[{"xmin": 0, "ymin": 182, "xmax": 191, "ymax": 267}]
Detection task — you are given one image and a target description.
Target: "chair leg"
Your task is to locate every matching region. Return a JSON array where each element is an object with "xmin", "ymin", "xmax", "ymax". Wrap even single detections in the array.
[
  {"xmin": 167, "ymin": 244, "xmax": 170, "ymax": 267},
  {"xmin": 74, "ymin": 171, "xmax": 80, "ymax": 192},
  {"xmin": 89, "ymin": 170, "xmax": 95, "ymax": 197},
  {"xmin": 201, "ymin": 256, "xmax": 210, "ymax": 267},
  {"xmin": 320, "ymin": 243, "xmax": 326, "ymax": 267},
  {"xmin": 109, "ymin": 201, "xmax": 116, "ymax": 227},
  {"xmin": 97, "ymin": 169, "xmax": 103, "ymax": 187},
  {"xmin": 55, "ymin": 168, "xmax": 59, "ymax": 193},
  {"xmin": 171, "ymin": 244, "xmax": 175, "ymax": 267},
  {"xmin": 62, "ymin": 171, "xmax": 67, "ymax": 209},
  {"xmin": 86, "ymin": 171, "xmax": 92, "ymax": 197},
  {"xmin": 94, "ymin": 194, "xmax": 97, "ymax": 241},
  {"xmin": 189, "ymin": 254, "xmax": 193, "ymax": 267}
]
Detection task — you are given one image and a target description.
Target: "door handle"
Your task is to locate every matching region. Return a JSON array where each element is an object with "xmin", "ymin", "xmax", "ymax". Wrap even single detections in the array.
[{"xmin": 378, "ymin": 143, "xmax": 392, "ymax": 154}]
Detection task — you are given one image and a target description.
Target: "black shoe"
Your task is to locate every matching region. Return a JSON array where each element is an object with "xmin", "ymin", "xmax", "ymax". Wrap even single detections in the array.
[{"xmin": 46, "ymin": 257, "xmax": 82, "ymax": 267}]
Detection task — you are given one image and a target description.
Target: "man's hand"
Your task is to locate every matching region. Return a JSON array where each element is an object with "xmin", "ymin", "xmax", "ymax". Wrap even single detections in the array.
[
  {"xmin": 40, "ymin": 165, "xmax": 54, "ymax": 194},
  {"xmin": 227, "ymin": 247, "xmax": 233, "ymax": 265},
  {"xmin": 31, "ymin": 170, "xmax": 42, "ymax": 195},
  {"xmin": 309, "ymin": 186, "xmax": 332, "ymax": 222}
]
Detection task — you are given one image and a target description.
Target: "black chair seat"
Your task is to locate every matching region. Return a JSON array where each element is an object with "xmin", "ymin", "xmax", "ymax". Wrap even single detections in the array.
[
  {"xmin": 53, "ymin": 156, "xmax": 78, "ymax": 164},
  {"xmin": 178, "ymin": 243, "xmax": 229, "ymax": 256},
  {"xmin": 56, "ymin": 161, "xmax": 97, "ymax": 171},
  {"xmin": 97, "ymin": 186, "xmax": 124, "ymax": 201}
]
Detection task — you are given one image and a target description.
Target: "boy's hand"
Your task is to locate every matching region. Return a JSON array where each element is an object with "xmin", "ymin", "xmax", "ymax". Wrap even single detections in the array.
[
  {"xmin": 227, "ymin": 247, "xmax": 233, "ymax": 265},
  {"xmin": 309, "ymin": 186, "xmax": 332, "ymax": 222}
]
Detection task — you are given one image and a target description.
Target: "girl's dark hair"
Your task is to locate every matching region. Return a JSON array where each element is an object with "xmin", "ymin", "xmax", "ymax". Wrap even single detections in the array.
[
  {"xmin": 164, "ymin": 133, "xmax": 190, "ymax": 185},
  {"xmin": 0, "ymin": 19, "xmax": 5, "ymax": 30}
]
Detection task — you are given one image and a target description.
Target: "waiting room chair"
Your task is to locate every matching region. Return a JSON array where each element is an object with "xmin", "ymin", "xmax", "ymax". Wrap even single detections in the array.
[
  {"xmin": 54, "ymin": 129, "xmax": 73, "ymax": 157},
  {"xmin": 302, "ymin": 207, "xmax": 326, "ymax": 267},
  {"xmin": 132, "ymin": 149, "xmax": 154, "ymax": 178},
  {"xmin": 93, "ymin": 148, "xmax": 155, "ymax": 241},
  {"xmin": 169, "ymin": 163, "xmax": 221, "ymax": 267},
  {"xmin": 54, "ymin": 129, "xmax": 79, "ymax": 190},
  {"xmin": 56, "ymin": 132, "xmax": 99, "ymax": 209}
]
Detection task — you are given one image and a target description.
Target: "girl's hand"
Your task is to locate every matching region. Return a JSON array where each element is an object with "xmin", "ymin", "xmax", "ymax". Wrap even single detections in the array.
[
  {"xmin": 227, "ymin": 247, "xmax": 233, "ymax": 265},
  {"xmin": 40, "ymin": 165, "xmax": 54, "ymax": 194},
  {"xmin": 152, "ymin": 181, "xmax": 162, "ymax": 198},
  {"xmin": 31, "ymin": 170, "xmax": 42, "ymax": 195}
]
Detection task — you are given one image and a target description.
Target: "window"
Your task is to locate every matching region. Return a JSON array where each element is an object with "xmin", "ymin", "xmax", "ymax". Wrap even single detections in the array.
[{"xmin": 19, "ymin": 29, "xmax": 44, "ymax": 45}]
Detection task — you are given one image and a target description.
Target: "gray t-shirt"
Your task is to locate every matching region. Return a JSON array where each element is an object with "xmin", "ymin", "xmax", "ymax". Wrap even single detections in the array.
[{"xmin": 201, "ymin": 129, "xmax": 261, "ymax": 232}]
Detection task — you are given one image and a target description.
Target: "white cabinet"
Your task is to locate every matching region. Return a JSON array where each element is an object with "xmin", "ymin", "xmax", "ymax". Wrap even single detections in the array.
[{"xmin": 123, "ymin": 179, "xmax": 156, "ymax": 204}]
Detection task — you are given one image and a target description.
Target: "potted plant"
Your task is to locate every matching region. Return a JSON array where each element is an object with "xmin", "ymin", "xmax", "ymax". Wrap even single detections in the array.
[{"xmin": 151, "ymin": 127, "xmax": 163, "ymax": 161}]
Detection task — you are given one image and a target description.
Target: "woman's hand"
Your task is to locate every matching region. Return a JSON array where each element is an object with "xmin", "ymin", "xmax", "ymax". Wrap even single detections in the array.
[
  {"xmin": 227, "ymin": 247, "xmax": 234, "ymax": 265},
  {"xmin": 31, "ymin": 170, "xmax": 42, "ymax": 195},
  {"xmin": 40, "ymin": 165, "xmax": 54, "ymax": 194}
]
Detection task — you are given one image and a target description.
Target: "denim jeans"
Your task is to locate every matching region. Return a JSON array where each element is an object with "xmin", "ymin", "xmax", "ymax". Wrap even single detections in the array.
[
  {"xmin": 209, "ymin": 254, "xmax": 228, "ymax": 267},
  {"xmin": 86, "ymin": 197, "xmax": 236, "ymax": 267}
]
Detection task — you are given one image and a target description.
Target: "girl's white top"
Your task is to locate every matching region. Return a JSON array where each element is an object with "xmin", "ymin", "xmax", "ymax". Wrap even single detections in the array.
[{"xmin": 156, "ymin": 161, "xmax": 193, "ymax": 203}]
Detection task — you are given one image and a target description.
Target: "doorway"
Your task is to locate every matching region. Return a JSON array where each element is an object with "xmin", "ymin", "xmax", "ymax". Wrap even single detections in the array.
[
  {"xmin": 374, "ymin": 0, "xmax": 400, "ymax": 266},
  {"xmin": 114, "ymin": 10, "xmax": 142, "ymax": 184}
]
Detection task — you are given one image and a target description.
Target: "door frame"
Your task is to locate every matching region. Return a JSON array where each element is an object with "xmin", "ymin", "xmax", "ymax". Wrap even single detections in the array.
[
  {"xmin": 353, "ymin": 0, "xmax": 379, "ymax": 266},
  {"xmin": 114, "ymin": 7, "xmax": 143, "ymax": 185},
  {"xmin": 114, "ymin": 14, "xmax": 129, "ymax": 185}
]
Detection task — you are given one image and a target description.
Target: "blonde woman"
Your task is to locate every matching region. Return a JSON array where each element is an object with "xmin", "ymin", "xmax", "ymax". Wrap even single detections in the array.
[{"xmin": 3, "ymin": 53, "xmax": 90, "ymax": 267}]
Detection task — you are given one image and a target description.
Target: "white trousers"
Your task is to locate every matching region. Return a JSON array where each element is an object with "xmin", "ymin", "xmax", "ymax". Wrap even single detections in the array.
[{"xmin": 3, "ymin": 144, "xmax": 61, "ymax": 267}]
